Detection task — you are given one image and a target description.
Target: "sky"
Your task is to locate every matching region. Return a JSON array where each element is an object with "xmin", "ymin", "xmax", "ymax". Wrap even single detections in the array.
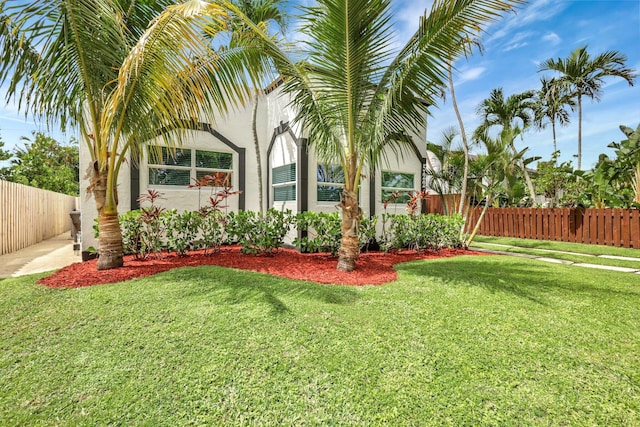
[{"xmin": 1, "ymin": 0, "xmax": 639, "ymax": 170}]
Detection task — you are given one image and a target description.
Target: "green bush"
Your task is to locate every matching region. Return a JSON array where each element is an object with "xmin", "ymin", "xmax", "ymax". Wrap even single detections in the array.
[
  {"xmin": 196, "ymin": 210, "xmax": 228, "ymax": 254},
  {"xmin": 293, "ymin": 211, "xmax": 379, "ymax": 256},
  {"xmin": 380, "ymin": 213, "xmax": 464, "ymax": 252},
  {"xmin": 293, "ymin": 211, "xmax": 342, "ymax": 255},
  {"xmin": 164, "ymin": 210, "xmax": 201, "ymax": 256},
  {"xmin": 226, "ymin": 209, "xmax": 292, "ymax": 255}
]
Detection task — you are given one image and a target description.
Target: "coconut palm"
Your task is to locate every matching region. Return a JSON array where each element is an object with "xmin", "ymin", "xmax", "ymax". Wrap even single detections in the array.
[
  {"xmin": 538, "ymin": 46, "xmax": 637, "ymax": 170},
  {"xmin": 0, "ymin": 0, "xmax": 260, "ymax": 270},
  {"xmin": 534, "ymin": 76, "xmax": 574, "ymax": 157},
  {"xmin": 474, "ymin": 87, "xmax": 538, "ymax": 203},
  {"xmin": 227, "ymin": 0, "xmax": 525, "ymax": 271}
]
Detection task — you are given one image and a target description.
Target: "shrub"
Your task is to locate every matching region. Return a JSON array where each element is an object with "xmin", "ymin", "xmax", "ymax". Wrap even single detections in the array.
[
  {"xmin": 196, "ymin": 210, "xmax": 228, "ymax": 254},
  {"xmin": 294, "ymin": 211, "xmax": 379, "ymax": 255},
  {"xmin": 380, "ymin": 213, "xmax": 464, "ymax": 252},
  {"xmin": 227, "ymin": 209, "xmax": 292, "ymax": 255},
  {"xmin": 164, "ymin": 210, "xmax": 201, "ymax": 256},
  {"xmin": 293, "ymin": 211, "xmax": 342, "ymax": 255}
]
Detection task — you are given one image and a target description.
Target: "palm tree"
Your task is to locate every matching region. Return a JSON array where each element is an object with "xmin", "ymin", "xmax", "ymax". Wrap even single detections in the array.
[
  {"xmin": 466, "ymin": 129, "xmax": 524, "ymax": 244},
  {"xmin": 227, "ymin": 0, "xmax": 526, "ymax": 271},
  {"xmin": 534, "ymin": 76, "xmax": 574, "ymax": 157},
  {"xmin": 423, "ymin": 128, "xmax": 466, "ymax": 216},
  {"xmin": 474, "ymin": 88, "xmax": 538, "ymax": 203},
  {"xmin": 1, "ymin": 0, "xmax": 260, "ymax": 270},
  {"xmin": 448, "ymin": 38, "xmax": 482, "ymax": 217},
  {"xmin": 227, "ymin": 0, "xmax": 287, "ymax": 213},
  {"xmin": 539, "ymin": 46, "xmax": 637, "ymax": 170}
]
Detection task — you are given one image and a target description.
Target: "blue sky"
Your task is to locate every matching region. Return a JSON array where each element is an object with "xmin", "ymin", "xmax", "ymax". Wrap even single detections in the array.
[{"xmin": 1, "ymin": 0, "xmax": 639, "ymax": 170}]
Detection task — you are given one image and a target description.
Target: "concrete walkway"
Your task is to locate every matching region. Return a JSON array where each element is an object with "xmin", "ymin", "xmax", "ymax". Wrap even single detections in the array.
[
  {"xmin": 471, "ymin": 243, "xmax": 640, "ymax": 274},
  {"xmin": 0, "ymin": 233, "xmax": 81, "ymax": 279}
]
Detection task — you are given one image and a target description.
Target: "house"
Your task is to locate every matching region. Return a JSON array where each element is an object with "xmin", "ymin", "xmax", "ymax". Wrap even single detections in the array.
[{"xmin": 79, "ymin": 80, "xmax": 431, "ymax": 255}]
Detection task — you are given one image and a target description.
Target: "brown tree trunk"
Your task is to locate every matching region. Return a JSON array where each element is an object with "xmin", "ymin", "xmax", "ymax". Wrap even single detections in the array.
[
  {"xmin": 97, "ymin": 212, "xmax": 124, "ymax": 270},
  {"xmin": 337, "ymin": 189, "xmax": 361, "ymax": 272},
  {"xmin": 88, "ymin": 162, "xmax": 124, "ymax": 270},
  {"xmin": 252, "ymin": 91, "xmax": 264, "ymax": 213}
]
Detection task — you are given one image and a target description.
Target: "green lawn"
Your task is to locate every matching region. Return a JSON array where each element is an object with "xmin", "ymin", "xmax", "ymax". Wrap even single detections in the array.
[{"xmin": 1, "ymin": 256, "xmax": 639, "ymax": 426}]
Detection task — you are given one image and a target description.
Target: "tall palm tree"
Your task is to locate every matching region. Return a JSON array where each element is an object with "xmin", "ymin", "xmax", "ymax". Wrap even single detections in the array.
[
  {"xmin": 474, "ymin": 87, "xmax": 538, "ymax": 203},
  {"xmin": 227, "ymin": 0, "xmax": 286, "ymax": 213},
  {"xmin": 534, "ymin": 76, "xmax": 574, "ymax": 157},
  {"xmin": 0, "ymin": 0, "xmax": 259, "ymax": 270},
  {"xmin": 227, "ymin": 0, "xmax": 526, "ymax": 271},
  {"xmin": 539, "ymin": 46, "xmax": 637, "ymax": 170}
]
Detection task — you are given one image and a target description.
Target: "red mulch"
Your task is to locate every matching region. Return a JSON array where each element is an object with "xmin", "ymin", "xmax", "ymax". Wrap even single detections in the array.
[{"xmin": 37, "ymin": 246, "xmax": 484, "ymax": 288}]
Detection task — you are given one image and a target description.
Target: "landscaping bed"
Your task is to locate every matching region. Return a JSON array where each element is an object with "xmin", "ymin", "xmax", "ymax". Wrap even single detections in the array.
[{"xmin": 37, "ymin": 246, "xmax": 481, "ymax": 288}]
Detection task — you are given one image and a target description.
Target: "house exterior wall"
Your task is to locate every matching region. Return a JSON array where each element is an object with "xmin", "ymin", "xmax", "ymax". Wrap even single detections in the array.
[{"xmin": 79, "ymin": 84, "xmax": 430, "ymax": 253}]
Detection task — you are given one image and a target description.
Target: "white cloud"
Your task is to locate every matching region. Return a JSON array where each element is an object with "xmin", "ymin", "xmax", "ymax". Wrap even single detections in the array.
[
  {"xmin": 542, "ymin": 32, "xmax": 561, "ymax": 46},
  {"xmin": 457, "ymin": 67, "xmax": 486, "ymax": 84},
  {"xmin": 485, "ymin": 0, "xmax": 568, "ymax": 44},
  {"xmin": 503, "ymin": 42, "xmax": 529, "ymax": 52}
]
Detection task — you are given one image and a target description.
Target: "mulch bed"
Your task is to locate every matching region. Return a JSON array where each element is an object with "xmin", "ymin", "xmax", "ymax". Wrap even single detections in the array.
[{"xmin": 37, "ymin": 246, "xmax": 484, "ymax": 288}]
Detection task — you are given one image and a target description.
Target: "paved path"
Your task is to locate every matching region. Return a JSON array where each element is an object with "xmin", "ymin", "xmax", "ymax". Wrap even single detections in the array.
[
  {"xmin": 471, "ymin": 243, "xmax": 640, "ymax": 274},
  {"xmin": 0, "ymin": 233, "xmax": 81, "ymax": 279}
]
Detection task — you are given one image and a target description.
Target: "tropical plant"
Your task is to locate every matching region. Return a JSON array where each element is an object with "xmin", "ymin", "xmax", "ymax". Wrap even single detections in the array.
[
  {"xmin": 424, "ymin": 128, "xmax": 467, "ymax": 215},
  {"xmin": 227, "ymin": 0, "xmax": 526, "ymax": 271},
  {"xmin": 464, "ymin": 131, "xmax": 521, "ymax": 244},
  {"xmin": 0, "ymin": 0, "xmax": 259, "ymax": 270},
  {"xmin": 533, "ymin": 151, "xmax": 574, "ymax": 207},
  {"xmin": 538, "ymin": 46, "xmax": 637, "ymax": 170},
  {"xmin": 534, "ymin": 76, "xmax": 574, "ymax": 156},
  {"xmin": 608, "ymin": 124, "xmax": 640, "ymax": 205},
  {"xmin": 474, "ymin": 87, "xmax": 538, "ymax": 203}
]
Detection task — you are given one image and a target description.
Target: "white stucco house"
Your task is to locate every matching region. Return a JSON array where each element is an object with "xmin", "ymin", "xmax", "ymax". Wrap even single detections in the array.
[{"xmin": 79, "ymin": 79, "xmax": 433, "ymax": 256}]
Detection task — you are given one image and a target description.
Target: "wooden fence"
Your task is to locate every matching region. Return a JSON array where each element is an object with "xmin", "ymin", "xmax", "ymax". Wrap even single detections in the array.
[
  {"xmin": 467, "ymin": 207, "xmax": 640, "ymax": 248},
  {"xmin": 0, "ymin": 180, "xmax": 79, "ymax": 256}
]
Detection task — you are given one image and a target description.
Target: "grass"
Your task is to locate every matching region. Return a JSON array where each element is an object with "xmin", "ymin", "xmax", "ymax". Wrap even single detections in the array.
[
  {"xmin": 472, "ymin": 236, "xmax": 640, "ymax": 269},
  {"xmin": 1, "ymin": 256, "xmax": 639, "ymax": 426}
]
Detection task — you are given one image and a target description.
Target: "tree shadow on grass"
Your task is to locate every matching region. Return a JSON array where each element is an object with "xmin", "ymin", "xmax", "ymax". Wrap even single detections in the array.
[
  {"xmin": 396, "ymin": 255, "xmax": 640, "ymax": 305},
  {"xmin": 150, "ymin": 266, "xmax": 361, "ymax": 315}
]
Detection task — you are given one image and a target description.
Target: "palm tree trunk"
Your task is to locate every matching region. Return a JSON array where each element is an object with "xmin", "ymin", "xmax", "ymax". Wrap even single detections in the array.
[
  {"xmin": 577, "ymin": 93, "xmax": 582, "ymax": 170},
  {"xmin": 552, "ymin": 120, "xmax": 557, "ymax": 157},
  {"xmin": 337, "ymin": 189, "xmax": 361, "ymax": 272},
  {"xmin": 252, "ymin": 91, "xmax": 264, "ymax": 212},
  {"xmin": 449, "ymin": 65, "xmax": 469, "ymax": 216},
  {"xmin": 465, "ymin": 194, "xmax": 491, "ymax": 247},
  {"xmin": 509, "ymin": 142, "xmax": 536, "ymax": 203},
  {"xmin": 89, "ymin": 164, "xmax": 124, "ymax": 270},
  {"xmin": 97, "ymin": 211, "xmax": 124, "ymax": 270}
]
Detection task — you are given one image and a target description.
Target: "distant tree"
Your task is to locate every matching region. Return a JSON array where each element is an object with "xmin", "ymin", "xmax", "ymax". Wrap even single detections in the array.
[
  {"xmin": 538, "ymin": 46, "xmax": 637, "ymax": 170},
  {"xmin": 1, "ymin": 132, "xmax": 79, "ymax": 195},
  {"xmin": 474, "ymin": 88, "xmax": 538, "ymax": 203},
  {"xmin": 0, "ymin": 131, "xmax": 11, "ymax": 163},
  {"xmin": 607, "ymin": 124, "xmax": 640, "ymax": 205},
  {"xmin": 533, "ymin": 151, "xmax": 573, "ymax": 207},
  {"xmin": 534, "ymin": 77, "xmax": 574, "ymax": 156}
]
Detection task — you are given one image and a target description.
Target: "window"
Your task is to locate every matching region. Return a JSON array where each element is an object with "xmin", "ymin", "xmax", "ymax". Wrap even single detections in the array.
[
  {"xmin": 381, "ymin": 171, "xmax": 414, "ymax": 203},
  {"xmin": 272, "ymin": 163, "xmax": 296, "ymax": 201},
  {"xmin": 148, "ymin": 146, "xmax": 232, "ymax": 186},
  {"xmin": 317, "ymin": 164, "xmax": 344, "ymax": 202}
]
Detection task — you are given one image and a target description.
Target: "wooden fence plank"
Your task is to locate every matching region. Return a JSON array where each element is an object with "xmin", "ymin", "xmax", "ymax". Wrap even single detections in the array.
[
  {"xmin": 0, "ymin": 181, "xmax": 78, "ymax": 256},
  {"xmin": 470, "ymin": 207, "xmax": 640, "ymax": 249}
]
